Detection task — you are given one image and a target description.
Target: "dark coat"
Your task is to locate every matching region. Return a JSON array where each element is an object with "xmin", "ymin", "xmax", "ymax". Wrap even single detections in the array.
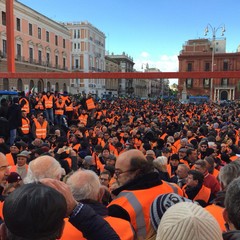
[
  {"xmin": 69, "ymin": 203, "xmax": 120, "ymax": 240},
  {"xmin": 7, "ymin": 103, "xmax": 22, "ymax": 130},
  {"xmin": 223, "ymin": 231, "xmax": 240, "ymax": 240}
]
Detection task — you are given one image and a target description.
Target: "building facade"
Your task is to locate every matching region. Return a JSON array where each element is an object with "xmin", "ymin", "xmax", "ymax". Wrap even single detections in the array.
[
  {"xmin": 63, "ymin": 21, "xmax": 106, "ymax": 96},
  {"xmin": 0, "ymin": 0, "xmax": 71, "ymax": 93},
  {"xmin": 178, "ymin": 38, "xmax": 240, "ymax": 101}
]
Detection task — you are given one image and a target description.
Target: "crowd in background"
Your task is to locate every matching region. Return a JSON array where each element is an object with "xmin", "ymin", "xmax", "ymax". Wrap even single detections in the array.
[{"xmin": 0, "ymin": 90, "xmax": 240, "ymax": 239}]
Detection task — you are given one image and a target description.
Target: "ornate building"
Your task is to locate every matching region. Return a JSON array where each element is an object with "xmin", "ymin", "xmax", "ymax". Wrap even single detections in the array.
[
  {"xmin": 178, "ymin": 38, "xmax": 240, "ymax": 101},
  {"xmin": 0, "ymin": 0, "xmax": 71, "ymax": 92}
]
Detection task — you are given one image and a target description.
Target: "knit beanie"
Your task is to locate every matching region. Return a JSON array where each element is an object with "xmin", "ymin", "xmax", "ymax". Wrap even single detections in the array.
[
  {"xmin": 156, "ymin": 202, "xmax": 223, "ymax": 240},
  {"xmin": 150, "ymin": 193, "xmax": 193, "ymax": 231}
]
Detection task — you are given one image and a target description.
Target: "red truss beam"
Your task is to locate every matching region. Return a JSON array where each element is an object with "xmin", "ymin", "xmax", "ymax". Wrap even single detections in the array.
[{"xmin": 0, "ymin": 71, "xmax": 239, "ymax": 79}]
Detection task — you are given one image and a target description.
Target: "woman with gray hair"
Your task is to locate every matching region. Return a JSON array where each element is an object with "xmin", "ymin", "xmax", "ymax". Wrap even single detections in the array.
[{"xmin": 153, "ymin": 156, "xmax": 170, "ymax": 181}]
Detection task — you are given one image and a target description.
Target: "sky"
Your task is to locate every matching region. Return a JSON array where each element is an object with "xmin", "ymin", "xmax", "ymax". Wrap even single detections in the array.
[{"xmin": 18, "ymin": 0, "xmax": 240, "ymax": 85}]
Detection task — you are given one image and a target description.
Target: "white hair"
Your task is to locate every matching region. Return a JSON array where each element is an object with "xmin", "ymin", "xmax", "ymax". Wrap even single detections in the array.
[
  {"xmin": 24, "ymin": 156, "xmax": 65, "ymax": 183},
  {"xmin": 66, "ymin": 169, "xmax": 101, "ymax": 201},
  {"xmin": 153, "ymin": 156, "xmax": 168, "ymax": 171}
]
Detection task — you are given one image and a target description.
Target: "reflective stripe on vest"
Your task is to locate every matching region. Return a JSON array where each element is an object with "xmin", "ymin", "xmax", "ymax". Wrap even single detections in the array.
[
  {"xmin": 44, "ymin": 95, "xmax": 54, "ymax": 108},
  {"xmin": 55, "ymin": 102, "xmax": 65, "ymax": 115},
  {"xmin": 78, "ymin": 114, "xmax": 88, "ymax": 126},
  {"xmin": 21, "ymin": 118, "xmax": 30, "ymax": 134},
  {"xmin": 35, "ymin": 120, "xmax": 48, "ymax": 139},
  {"xmin": 35, "ymin": 97, "xmax": 44, "ymax": 110},
  {"xmin": 86, "ymin": 98, "xmax": 95, "ymax": 110},
  {"xmin": 65, "ymin": 103, "xmax": 73, "ymax": 111},
  {"xmin": 110, "ymin": 181, "xmax": 178, "ymax": 238}
]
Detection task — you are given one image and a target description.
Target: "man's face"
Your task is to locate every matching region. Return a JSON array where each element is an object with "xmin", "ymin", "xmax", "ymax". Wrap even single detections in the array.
[
  {"xmin": 189, "ymin": 150, "xmax": 198, "ymax": 162},
  {"xmin": 114, "ymin": 154, "xmax": 136, "ymax": 186},
  {"xmin": 0, "ymin": 153, "xmax": 10, "ymax": 184},
  {"xmin": 99, "ymin": 174, "xmax": 110, "ymax": 187},
  {"xmin": 200, "ymin": 144, "xmax": 208, "ymax": 152},
  {"xmin": 17, "ymin": 157, "xmax": 27, "ymax": 167},
  {"xmin": 178, "ymin": 151, "xmax": 186, "ymax": 159},
  {"xmin": 176, "ymin": 165, "xmax": 188, "ymax": 179},
  {"xmin": 170, "ymin": 159, "xmax": 179, "ymax": 167},
  {"xmin": 102, "ymin": 149, "xmax": 110, "ymax": 158},
  {"xmin": 186, "ymin": 174, "xmax": 198, "ymax": 187},
  {"xmin": 194, "ymin": 164, "xmax": 205, "ymax": 174},
  {"xmin": 10, "ymin": 146, "xmax": 20, "ymax": 154}
]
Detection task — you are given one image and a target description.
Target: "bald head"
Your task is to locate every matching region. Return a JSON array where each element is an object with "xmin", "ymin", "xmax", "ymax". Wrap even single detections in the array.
[
  {"xmin": 67, "ymin": 170, "xmax": 101, "ymax": 201},
  {"xmin": 115, "ymin": 149, "xmax": 153, "ymax": 186},
  {"xmin": 24, "ymin": 156, "xmax": 64, "ymax": 183}
]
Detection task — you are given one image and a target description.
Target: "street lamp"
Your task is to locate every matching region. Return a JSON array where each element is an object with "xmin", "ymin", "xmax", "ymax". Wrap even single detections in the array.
[{"xmin": 204, "ymin": 24, "xmax": 226, "ymax": 101}]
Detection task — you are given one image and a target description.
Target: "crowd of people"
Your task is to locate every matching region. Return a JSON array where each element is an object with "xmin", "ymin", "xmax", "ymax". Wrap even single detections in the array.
[{"xmin": 0, "ymin": 90, "xmax": 240, "ymax": 239}]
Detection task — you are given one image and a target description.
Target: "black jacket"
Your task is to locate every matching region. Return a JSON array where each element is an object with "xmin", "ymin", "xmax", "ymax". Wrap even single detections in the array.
[
  {"xmin": 223, "ymin": 231, "xmax": 240, "ymax": 240},
  {"xmin": 7, "ymin": 103, "xmax": 22, "ymax": 130},
  {"xmin": 69, "ymin": 203, "xmax": 120, "ymax": 240}
]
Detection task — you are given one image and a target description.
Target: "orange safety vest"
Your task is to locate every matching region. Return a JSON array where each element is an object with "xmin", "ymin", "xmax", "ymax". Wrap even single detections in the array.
[
  {"xmin": 21, "ymin": 117, "xmax": 30, "ymax": 134},
  {"xmin": 205, "ymin": 204, "xmax": 225, "ymax": 232},
  {"xmin": 55, "ymin": 102, "xmax": 65, "ymax": 115},
  {"xmin": 78, "ymin": 114, "xmax": 88, "ymax": 126},
  {"xmin": 65, "ymin": 103, "xmax": 73, "ymax": 112},
  {"xmin": 35, "ymin": 120, "xmax": 48, "ymax": 139},
  {"xmin": 19, "ymin": 98, "xmax": 30, "ymax": 114},
  {"xmin": 43, "ymin": 95, "xmax": 54, "ymax": 109},
  {"xmin": 34, "ymin": 97, "xmax": 44, "ymax": 110},
  {"xmin": 108, "ymin": 181, "xmax": 182, "ymax": 239},
  {"xmin": 86, "ymin": 98, "xmax": 96, "ymax": 110},
  {"xmin": 5, "ymin": 153, "xmax": 15, "ymax": 166},
  {"xmin": 61, "ymin": 215, "xmax": 135, "ymax": 240},
  {"xmin": 183, "ymin": 184, "xmax": 211, "ymax": 204}
]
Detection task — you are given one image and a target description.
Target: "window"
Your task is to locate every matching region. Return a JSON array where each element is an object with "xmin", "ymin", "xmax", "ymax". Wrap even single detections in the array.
[
  {"xmin": 75, "ymin": 59, "xmax": 79, "ymax": 68},
  {"xmin": 38, "ymin": 50, "xmax": 42, "ymax": 63},
  {"xmin": 29, "ymin": 23, "xmax": 32, "ymax": 36},
  {"xmin": 55, "ymin": 35, "xmax": 58, "ymax": 46},
  {"xmin": 2, "ymin": 39, "xmax": 7, "ymax": 56},
  {"xmin": 74, "ymin": 30, "xmax": 77, "ymax": 38},
  {"xmin": 16, "ymin": 18, "xmax": 21, "ymax": 31},
  {"xmin": 78, "ymin": 30, "xmax": 80, "ymax": 38},
  {"xmin": 29, "ymin": 47, "xmax": 33, "ymax": 63},
  {"xmin": 17, "ymin": 44, "xmax": 21, "ymax": 59},
  {"xmin": 74, "ymin": 43, "xmax": 76, "ymax": 49},
  {"xmin": 78, "ymin": 43, "xmax": 80, "ymax": 49},
  {"xmin": 63, "ymin": 57, "xmax": 66, "ymax": 69},
  {"xmin": 63, "ymin": 39, "xmax": 66, "ymax": 48},
  {"xmin": 187, "ymin": 63, "xmax": 192, "ymax": 72},
  {"xmin": 2, "ymin": 11, "xmax": 6, "ymax": 26},
  {"xmin": 46, "ymin": 52, "xmax": 50, "ymax": 65},
  {"xmin": 203, "ymin": 79, "xmax": 210, "ymax": 88},
  {"xmin": 205, "ymin": 63, "xmax": 210, "ymax": 71},
  {"xmin": 38, "ymin": 27, "xmax": 41, "ymax": 39},
  {"xmin": 186, "ymin": 79, "xmax": 193, "ymax": 88},
  {"xmin": 221, "ymin": 78, "xmax": 228, "ymax": 86},
  {"xmin": 46, "ymin": 31, "xmax": 49, "ymax": 42},
  {"xmin": 223, "ymin": 61, "xmax": 228, "ymax": 71},
  {"xmin": 55, "ymin": 55, "xmax": 58, "ymax": 67}
]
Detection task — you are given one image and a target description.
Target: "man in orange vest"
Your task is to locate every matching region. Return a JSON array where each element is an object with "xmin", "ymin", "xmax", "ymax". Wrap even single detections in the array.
[
  {"xmin": 34, "ymin": 92, "xmax": 44, "ymax": 115},
  {"xmin": 183, "ymin": 169, "xmax": 211, "ymax": 207},
  {"xmin": 19, "ymin": 110, "xmax": 30, "ymax": 139},
  {"xmin": 31, "ymin": 113, "xmax": 49, "ymax": 140},
  {"xmin": 42, "ymin": 91, "xmax": 54, "ymax": 125},
  {"xmin": 108, "ymin": 149, "xmax": 182, "ymax": 239},
  {"xmin": 54, "ymin": 98, "xmax": 67, "ymax": 128},
  {"xmin": 62, "ymin": 169, "xmax": 135, "ymax": 240}
]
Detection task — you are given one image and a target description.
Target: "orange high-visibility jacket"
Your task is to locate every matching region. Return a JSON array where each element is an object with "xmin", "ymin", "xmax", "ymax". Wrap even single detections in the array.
[
  {"xmin": 43, "ymin": 95, "xmax": 54, "ymax": 109},
  {"xmin": 21, "ymin": 117, "xmax": 30, "ymax": 134},
  {"xmin": 35, "ymin": 120, "xmax": 48, "ymax": 139},
  {"xmin": 55, "ymin": 102, "xmax": 65, "ymax": 115},
  {"xmin": 108, "ymin": 181, "xmax": 182, "ymax": 239},
  {"xmin": 61, "ymin": 215, "xmax": 135, "ymax": 240},
  {"xmin": 19, "ymin": 98, "xmax": 30, "ymax": 114},
  {"xmin": 6, "ymin": 153, "xmax": 15, "ymax": 166},
  {"xmin": 86, "ymin": 98, "xmax": 96, "ymax": 110}
]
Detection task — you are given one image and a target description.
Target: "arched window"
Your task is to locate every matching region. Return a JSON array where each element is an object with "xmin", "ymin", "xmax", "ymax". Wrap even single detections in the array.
[
  {"xmin": 17, "ymin": 78, "xmax": 23, "ymax": 91},
  {"xmin": 55, "ymin": 82, "xmax": 59, "ymax": 92},
  {"xmin": 63, "ymin": 83, "xmax": 67, "ymax": 93},
  {"xmin": 47, "ymin": 81, "xmax": 51, "ymax": 92}
]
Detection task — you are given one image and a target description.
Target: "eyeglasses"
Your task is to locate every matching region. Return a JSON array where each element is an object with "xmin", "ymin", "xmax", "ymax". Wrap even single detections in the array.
[{"xmin": 114, "ymin": 169, "xmax": 136, "ymax": 178}]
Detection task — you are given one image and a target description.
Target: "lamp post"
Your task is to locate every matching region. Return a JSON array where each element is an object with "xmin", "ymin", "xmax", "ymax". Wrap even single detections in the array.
[{"xmin": 204, "ymin": 24, "xmax": 225, "ymax": 102}]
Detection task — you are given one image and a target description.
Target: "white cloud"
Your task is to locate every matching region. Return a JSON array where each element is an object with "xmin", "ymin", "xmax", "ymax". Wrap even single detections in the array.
[{"xmin": 134, "ymin": 54, "xmax": 179, "ymax": 85}]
